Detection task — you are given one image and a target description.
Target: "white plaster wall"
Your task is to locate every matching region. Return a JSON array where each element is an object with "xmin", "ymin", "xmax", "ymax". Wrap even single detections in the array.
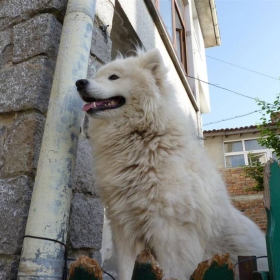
[
  {"xmin": 193, "ymin": 18, "xmax": 210, "ymax": 113},
  {"xmin": 204, "ymin": 132, "xmax": 264, "ymax": 169},
  {"xmin": 204, "ymin": 137, "xmax": 225, "ymax": 168},
  {"xmin": 117, "ymin": 0, "xmax": 198, "ymax": 130},
  {"xmin": 189, "ymin": 0, "xmax": 210, "ymax": 114}
]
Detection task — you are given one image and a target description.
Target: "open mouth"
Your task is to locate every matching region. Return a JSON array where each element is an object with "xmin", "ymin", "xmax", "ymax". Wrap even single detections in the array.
[{"xmin": 82, "ymin": 96, "xmax": 126, "ymax": 112}]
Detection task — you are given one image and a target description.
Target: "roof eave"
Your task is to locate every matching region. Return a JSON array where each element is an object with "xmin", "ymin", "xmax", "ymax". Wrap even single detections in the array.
[
  {"xmin": 194, "ymin": 0, "xmax": 221, "ymax": 48},
  {"xmin": 203, "ymin": 127, "xmax": 260, "ymax": 138}
]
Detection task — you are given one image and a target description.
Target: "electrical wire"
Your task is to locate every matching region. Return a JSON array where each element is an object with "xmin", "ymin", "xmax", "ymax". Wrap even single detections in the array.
[
  {"xmin": 203, "ymin": 109, "xmax": 263, "ymax": 127},
  {"xmin": 206, "ymin": 55, "xmax": 280, "ymax": 81},
  {"xmin": 186, "ymin": 74, "xmax": 262, "ymax": 126},
  {"xmin": 102, "ymin": 270, "xmax": 116, "ymax": 280},
  {"xmin": 185, "ymin": 76, "xmax": 277, "ymax": 127},
  {"xmin": 234, "ymin": 256, "xmax": 268, "ymax": 267},
  {"xmin": 186, "ymin": 75, "xmax": 280, "ymax": 127},
  {"xmin": 186, "ymin": 75, "xmax": 258, "ymax": 101}
]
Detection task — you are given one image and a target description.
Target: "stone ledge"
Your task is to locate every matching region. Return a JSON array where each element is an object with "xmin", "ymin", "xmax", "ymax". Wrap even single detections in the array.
[{"xmin": 230, "ymin": 194, "xmax": 263, "ymax": 202}]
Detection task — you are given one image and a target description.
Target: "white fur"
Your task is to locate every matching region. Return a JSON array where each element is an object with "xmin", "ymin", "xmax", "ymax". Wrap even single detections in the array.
[{"xmin": 83, "ymin": 49, "xmax": 267, "ymax": 279}]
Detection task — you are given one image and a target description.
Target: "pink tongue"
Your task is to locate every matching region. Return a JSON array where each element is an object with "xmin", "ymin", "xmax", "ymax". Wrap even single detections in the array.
[{"xmin": 82, "ymin": 103, "xmax": 94, "ymax": 112}]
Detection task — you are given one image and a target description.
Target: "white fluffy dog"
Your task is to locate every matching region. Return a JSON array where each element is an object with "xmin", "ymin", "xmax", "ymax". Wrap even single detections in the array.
[{"xmin": 76, "ymin": 49, "xmax": 267, "ymax": 280}]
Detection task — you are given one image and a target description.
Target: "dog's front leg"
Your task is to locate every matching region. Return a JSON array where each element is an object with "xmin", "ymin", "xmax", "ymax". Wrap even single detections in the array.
[
  {"xmin": 113, "ymin": 230, "xmax": 142, "ymax": 280},
  {"xmin": 152, "ymin": 225, "xmax": 204, "ymax": 280}
]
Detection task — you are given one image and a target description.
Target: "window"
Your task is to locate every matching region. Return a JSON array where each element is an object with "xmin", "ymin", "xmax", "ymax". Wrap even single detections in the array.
[
  {"xmin": 224, "ymin": 138, "xmax": 274, "ymax": 168},
  {"xmin": 155, "ymin": 0, "xmax": 187, "ymax": 72},
  {"xmin": 110, "ymin": 1, "xmax": 143, "ymax": 60}
]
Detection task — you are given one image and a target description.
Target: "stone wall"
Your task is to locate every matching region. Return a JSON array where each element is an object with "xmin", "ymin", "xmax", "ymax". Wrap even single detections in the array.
[
  {"xmin": 0, "ymin": 0, "xmax": 113, "ymax": 278},
  {"xmin": 220, "ymin": 168, "xmax": 267, "ymax": 231}
]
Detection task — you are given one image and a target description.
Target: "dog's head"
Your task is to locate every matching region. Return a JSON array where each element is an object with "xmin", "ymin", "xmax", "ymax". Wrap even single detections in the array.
[{"xmin": 76, "ymin": 48, "xmax": 167, "ymax": 120}]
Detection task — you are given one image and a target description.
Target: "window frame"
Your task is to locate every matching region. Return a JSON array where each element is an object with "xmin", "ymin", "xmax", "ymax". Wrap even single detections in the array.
[
  {"xmin": 223, "ymin": 138, "xmax": 275, "ymax": 168},
  {"xmin": 155, "ymin": 0, "xmax": 188, "ymax": 73}
]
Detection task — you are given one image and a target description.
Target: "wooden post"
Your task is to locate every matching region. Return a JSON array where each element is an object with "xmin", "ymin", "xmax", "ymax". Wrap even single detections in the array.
[
  {"xmin": 131, "ymin": 249, "xmax": 164, "ymax": 280},
  {"xmin": 263, "ymin": 159, "xmax": 280, "ymax": 280},
  {"xmin": 238, "ymin": 256, "xmax": 257, "ymax": 280},
  {"xmin": 68, "ymin": 256, "xmax": 103, "ymax": 280},
  {"xmin": 190, "ymin": 253, "xmax": 234, "ymax": 280}
]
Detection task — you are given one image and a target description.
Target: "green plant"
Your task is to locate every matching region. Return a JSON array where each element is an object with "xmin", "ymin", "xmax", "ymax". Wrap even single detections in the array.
[
  {"xmin": 244, "ymin": 94, "xmax": 280, "ymax": 192},
  {"xmin": 244, "ymin": 161, "xmax": 265, "ymax": 192},
  {"xmin": 257, "ymin": 94, "xmax": 280, "ymax": 159}
]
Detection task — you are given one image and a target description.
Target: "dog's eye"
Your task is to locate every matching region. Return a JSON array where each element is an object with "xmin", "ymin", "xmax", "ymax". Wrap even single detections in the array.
[{"xmin": 108, "ymin": 74, "xmax": 119, "ymax": 80}]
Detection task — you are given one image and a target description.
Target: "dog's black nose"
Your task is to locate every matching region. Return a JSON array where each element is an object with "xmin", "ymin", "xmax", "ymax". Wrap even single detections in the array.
[{"xmin": 76, "ymin": 79, "xmax": 89, "ymax": 89}]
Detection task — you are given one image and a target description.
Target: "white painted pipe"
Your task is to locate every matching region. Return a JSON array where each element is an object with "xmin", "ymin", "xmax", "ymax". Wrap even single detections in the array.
[{"xmin": 18, "ymin": 0, "xmax": 96, "ymax": 278}]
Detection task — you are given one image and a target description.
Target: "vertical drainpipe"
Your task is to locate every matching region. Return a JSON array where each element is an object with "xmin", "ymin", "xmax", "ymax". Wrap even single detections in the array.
[{"xmin": 18, "ymin": 0, "xmax": 96, "ymax": 278}]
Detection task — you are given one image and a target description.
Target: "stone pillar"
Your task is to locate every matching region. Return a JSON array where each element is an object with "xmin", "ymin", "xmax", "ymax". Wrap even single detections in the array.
[
  {"xmin": 0, "ymin": 2, "xmax": 66, "ymax": 278},
  {"xmin": 0, "ymin": 0, "xmax": 113, "ymax": 277}
]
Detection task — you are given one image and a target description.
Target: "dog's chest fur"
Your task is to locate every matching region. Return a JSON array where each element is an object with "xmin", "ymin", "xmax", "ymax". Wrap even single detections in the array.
[{"xmin": 87, "ymin": 119, "xmax": 198, "ymax": 242}]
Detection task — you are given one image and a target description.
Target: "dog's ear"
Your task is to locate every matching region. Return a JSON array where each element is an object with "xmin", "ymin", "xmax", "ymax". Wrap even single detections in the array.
[{"xmin": 140, "ymin": 48, "xmax": 165, "ymax": 79}]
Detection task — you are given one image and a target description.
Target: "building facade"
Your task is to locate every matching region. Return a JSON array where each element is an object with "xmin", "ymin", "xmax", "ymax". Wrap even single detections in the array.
[
  {"xmin": 0, "ymin": 0, "xmax": 220, "ymax": 278},
  {"xmin": 203, "ymin": 126, "xmax": 271, "ymax": 232}
]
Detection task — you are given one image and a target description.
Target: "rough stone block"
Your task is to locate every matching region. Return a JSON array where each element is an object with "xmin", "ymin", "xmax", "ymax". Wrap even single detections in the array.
[
  {"xmin": 0, "ymin": 258, "xmax": 11, "ymax": 280},
  {"xmin": 69, "ymin": 193, "xmax": 104, "ymax": 250},
  {"xmin": 0, "ymin": 57, "xmax": 55, "ymax": 113},
  {"xmin": 13, "ymin": 14, "xmax": 62, "ymax": 63},
  {"xmin": 0, "ymin": 176, "xmax": 33, "ymax": 254},
  {"xmin": 90, "ymin": 250, "xmax": 102, "ymax": 265},
  {"xmin": 73, "ymin": 136, "xmax": 98, "ymax": 196},
  {"xmin": 91, "ymin": 21, "xmax": 112, "ymax": 64},
  {"xmin": 1, "ymin": 112, "xmax": 45, "ymax": 178},
  {"xmin": 88, "ymin": 55, "xmax": 104, "ymax": 78},
  {"xmin": 0, "ymin": 0, "xmax": 67, "ymax": 31},
  {"xmin": 0, "ymin": 256, "xmax": 20, "ymax": 280},
  {"xmin": 0, "ymin": 28, "xmax": 12, "ymax": 69},
  {"xmin": 0, "ymin": 114, "xmax": 14, "ymax": 172}
]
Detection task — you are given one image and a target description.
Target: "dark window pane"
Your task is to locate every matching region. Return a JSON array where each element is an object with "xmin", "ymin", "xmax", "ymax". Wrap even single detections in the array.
[
  {"xmin": 224, "ymin": 141, "xmax": 243, "ymax": 153},
  {"xmin": 159, "ymin": 0, "xmax": 173, "ymax": 39},
  {"xmin": 176, "ymin": 30, "xmax": 182, "ymax": 61},
  {"xmin": 175, "ymin": 9, "xmax": 183, "ymax": 61},
  {"xmin": 225, "ymin": 155, "xmax": 245, "ymax": 168},
  {"xmin": 245, "ymin": 139, "xmax": 265, "ymax": 151}
]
